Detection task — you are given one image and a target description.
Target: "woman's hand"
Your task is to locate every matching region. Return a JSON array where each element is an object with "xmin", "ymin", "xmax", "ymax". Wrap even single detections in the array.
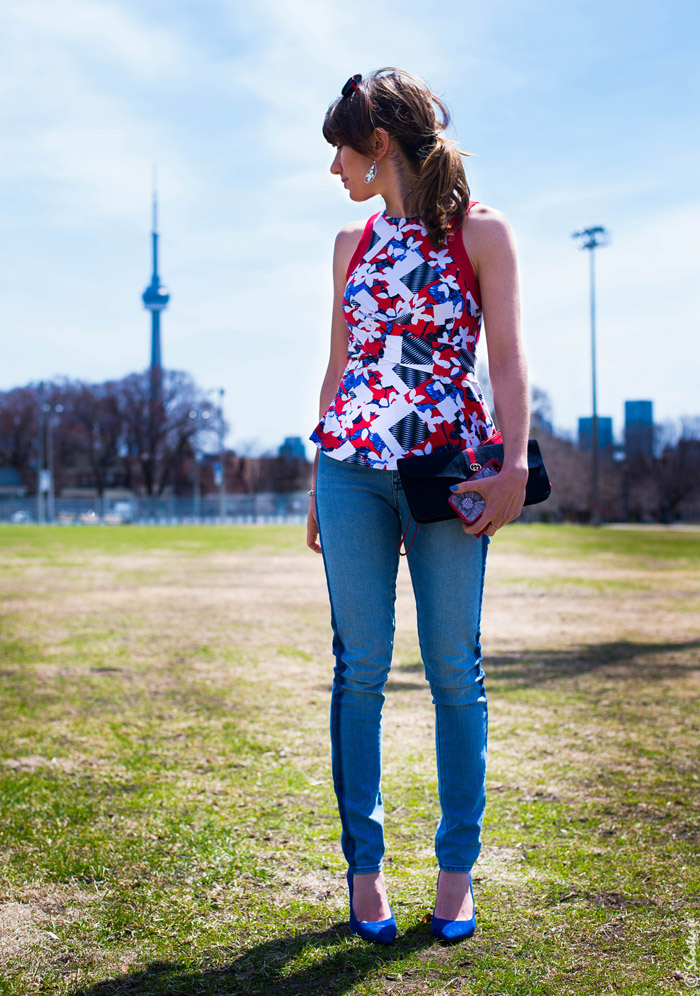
[
  {"xmin": 452, "ymin": 466, "xmax": 528, "ymax": 537},
  {"xmin": 307, "ymin": 497, "xmax": 322, "ymax": 553}
]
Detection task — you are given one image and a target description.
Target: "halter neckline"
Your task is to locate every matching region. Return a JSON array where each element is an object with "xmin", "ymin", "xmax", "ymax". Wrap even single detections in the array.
[{"xmin": 382, "ymin": 209, "xmax": 421, "ymax": 223}]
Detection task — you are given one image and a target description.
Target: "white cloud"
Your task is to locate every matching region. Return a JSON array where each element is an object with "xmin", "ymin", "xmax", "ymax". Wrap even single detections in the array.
[
  {"xmin": 1, "ymin": 0, "xmax": 698, "ymax": 458},
  {"xmin": 6, "ymin": 0, "xmax": 186, "ymax": 79},
  {"xmin": 0, "ymin": 3, "xmax": 195, "ymax": 223}
]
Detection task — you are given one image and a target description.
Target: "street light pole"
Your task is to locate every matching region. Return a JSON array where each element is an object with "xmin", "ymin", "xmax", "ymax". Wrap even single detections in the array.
[
  {"xmin": 188, "ymin": 408, "xmax": 211, "ymax": 521},
  {"xmin": 46, "ymin": 403, "xmax": 63, "ymax": 523},
  {"xmin": 572, "ymin": 225, "xmax": 609, "ymax": 525},
  {"xmin": 46, "ymin": 405, "xmax": 54, "ymax": 523},
  {"xmin": 36, "ymin": 384, "xmax": 45, "ymax": 524},
  {"xmin": 194, "ymin": 450, "xmax": 202, "ymax": 520},
  {"xmin": 218, "ymin": 388, "xmax": 226, "ymax": 522}
]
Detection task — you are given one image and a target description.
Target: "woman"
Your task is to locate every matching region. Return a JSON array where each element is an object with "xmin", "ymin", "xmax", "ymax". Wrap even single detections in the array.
[{"xmin": 307, "ymin": 68, "xmax": 529, "ymax": 943}]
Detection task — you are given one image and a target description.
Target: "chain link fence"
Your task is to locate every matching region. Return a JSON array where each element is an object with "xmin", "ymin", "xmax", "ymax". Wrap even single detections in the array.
[{"xmin": 0, "ymin": 492, "xmax": 310, "ymax": 525}]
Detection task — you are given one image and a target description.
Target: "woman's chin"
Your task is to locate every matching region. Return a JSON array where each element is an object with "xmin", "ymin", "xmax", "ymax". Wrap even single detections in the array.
[{"xmin": 348, "ymin": 189, "xmax": 375, "ymax": 204}]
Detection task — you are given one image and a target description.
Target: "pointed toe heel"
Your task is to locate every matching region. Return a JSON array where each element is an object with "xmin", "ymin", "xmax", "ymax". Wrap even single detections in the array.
[
  {"xmin": 347, "ymin": 870, "xmax": 397, "ymax": 944},
  {"xmin": 430, "ymin": 871, "xmax": 476, "ymax": 943}
]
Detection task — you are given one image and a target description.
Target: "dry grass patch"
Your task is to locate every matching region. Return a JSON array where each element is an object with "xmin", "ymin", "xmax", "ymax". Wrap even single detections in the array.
[{"xmin": 0, "ymin": 524, "xmax": 698, "ymax": 995}]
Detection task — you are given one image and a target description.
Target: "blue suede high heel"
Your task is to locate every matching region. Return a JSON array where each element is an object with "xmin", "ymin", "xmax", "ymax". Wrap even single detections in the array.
[
  {"xmin": 430, "ymin": 871, "xmax": 477, "ymax": 942},
  {"xmin": 347, "ymin": 869, "xmax": 397, "ymax": 944}
]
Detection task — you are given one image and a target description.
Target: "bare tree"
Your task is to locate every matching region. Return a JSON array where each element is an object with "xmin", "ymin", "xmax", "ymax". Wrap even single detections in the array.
[
  {"xmin": 0, "ymin": 387, "xmax": 39, "ymax": 490},
  {"xmin": 655, "ymin": 418, "xmax": 700, "ymax": 521},
  {"xmin": 57, "ymin": 380, "xmax": 124, "ymax": 496},
  {"xmin": 1, "ymin": 371, "xmax": 224, "ymax": 497},
  {"xmin": 118, "ymin": 369, "xmax": 221, "ymax": 496},
  {"xmin": 530, "ymin": 385, "xmax": 554, "ymax": 434}
]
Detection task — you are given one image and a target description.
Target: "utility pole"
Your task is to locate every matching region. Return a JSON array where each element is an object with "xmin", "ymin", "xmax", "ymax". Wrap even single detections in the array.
[{"xmin": 572, "ymin": 225, "xmax": 609, "ymax": 525}]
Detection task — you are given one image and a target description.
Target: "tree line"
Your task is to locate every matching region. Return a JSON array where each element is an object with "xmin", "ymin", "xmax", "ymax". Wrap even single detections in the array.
[
  {"xmin": 0, "ymin": 369, "xmax": 309, "ymax": 497},
  {"xmin": 1, "ymin": 371, "xmax": 698, "ymax": 520},
  {"xmin": 526, "ymin": 389, "xmax": 700, "ymax": 523}
]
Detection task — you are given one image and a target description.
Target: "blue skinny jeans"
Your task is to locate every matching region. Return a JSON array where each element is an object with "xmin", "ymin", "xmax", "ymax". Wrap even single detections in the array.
[{"xmin": 314, "ymin": 451, "xmax": 489, "ymax": 874}]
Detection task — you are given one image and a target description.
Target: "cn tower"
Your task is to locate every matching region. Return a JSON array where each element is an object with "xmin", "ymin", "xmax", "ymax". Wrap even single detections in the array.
[{"xmin": 142, "ymin": 181, "xmax": 170, "ymax": 401}]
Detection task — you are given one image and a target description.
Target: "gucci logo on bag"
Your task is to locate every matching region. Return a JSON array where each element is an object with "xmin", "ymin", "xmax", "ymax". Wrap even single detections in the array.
[{"xmin": 470, "ymin": 463, "xmax": 481, "ymax": 472}]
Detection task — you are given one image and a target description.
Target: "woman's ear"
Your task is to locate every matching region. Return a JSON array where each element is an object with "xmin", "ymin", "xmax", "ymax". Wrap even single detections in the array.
[{"xmin": 373, "ymin": 128, "xmax": 391, "ymax": 161}]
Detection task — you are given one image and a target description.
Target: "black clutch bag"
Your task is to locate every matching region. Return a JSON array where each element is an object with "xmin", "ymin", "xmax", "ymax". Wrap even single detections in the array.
[{"xmin": 396, "ymin": 439, "xmax": 551, "ymax": 524}]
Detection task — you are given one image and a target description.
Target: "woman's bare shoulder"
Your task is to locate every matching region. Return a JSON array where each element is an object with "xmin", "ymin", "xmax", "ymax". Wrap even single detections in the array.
[
  {"xmin": 463, "ymin": 203, "xmax": 513, "ymax": 239},
  {"xmin": 335, "ymin": 218, "xmax": 368, "ymax": 248},
  {"xmin": 333, "ymin": 219, "xmax": 369, "ymax": 276},
  {"xmin": 461, "ymin": 203, "xmax": 516, "ymax": 275}
]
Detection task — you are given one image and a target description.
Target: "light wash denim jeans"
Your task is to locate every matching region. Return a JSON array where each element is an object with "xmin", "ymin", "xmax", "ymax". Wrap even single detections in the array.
[{"xmin": 314, "ymin": 450, "xmax": 490, "ymax": 875}]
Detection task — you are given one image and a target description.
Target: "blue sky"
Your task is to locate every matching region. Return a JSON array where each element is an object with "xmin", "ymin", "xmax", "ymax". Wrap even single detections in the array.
[{"xmin": 2, "ymin": 0, "xmax": 698, "ymax": 455}]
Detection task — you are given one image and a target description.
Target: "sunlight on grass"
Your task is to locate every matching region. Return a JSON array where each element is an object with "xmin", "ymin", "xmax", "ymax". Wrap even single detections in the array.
[{"xmin": 0, "ymin": 524, "xmax": 698, "ymax": 994}]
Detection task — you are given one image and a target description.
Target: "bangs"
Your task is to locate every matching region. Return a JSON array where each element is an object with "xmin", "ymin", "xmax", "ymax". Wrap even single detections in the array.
[{"xmin": 322, "ymin": 94, "xmax": 374, "ymax": 154}]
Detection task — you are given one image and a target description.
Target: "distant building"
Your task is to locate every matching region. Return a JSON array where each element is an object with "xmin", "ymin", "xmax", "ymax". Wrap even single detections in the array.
[
  {"xmin": 624, "ymin": 400, "xmax": 654, "ymax": 459},
  {"xmin": 578, "ymin": 416, "xmax": 614, "ymax": 453},
  {"xmin": 278, "ymin": 436, "xmax": 307, "ymax": 460},
  {"xmin": 0, "ymin": 467, "xmax": 26, "ymax": 496},
  {"xmin": 141, "ymin": 186, "xmax": 170, "ymax": 403}
]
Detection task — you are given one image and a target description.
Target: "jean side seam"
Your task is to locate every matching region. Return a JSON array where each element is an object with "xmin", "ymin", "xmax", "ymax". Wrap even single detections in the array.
[
  {"xmin": 477, "ymin": 534, "xmax": 489, "ymax": 725},
  {"xmin": 434, "ymin": 534, "xmax": 489, "ymax": 873},
  {"xmin": 315, "ymin": 485, "xmax": 356, "ymax": 870},
  {"xmin": 315, "ymin": 465, "xmax": 394, "ymax": 874},
  {"xmin": 435, "ymin": 702, "xmax": 446, "ymax": 867}
]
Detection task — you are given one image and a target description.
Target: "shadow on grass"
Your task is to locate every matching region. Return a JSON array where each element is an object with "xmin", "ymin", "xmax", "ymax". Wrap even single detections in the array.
[
  {"xmin": 391, "ymin": 637, "xmax": 700, "ymax": 689},
  {"xmin": 488, "ymin": 637, "xmax": 700, "ymax": 687},
  {"xmin": 73, "ymin": 922, "xmax": 436, "ymax": 996}
]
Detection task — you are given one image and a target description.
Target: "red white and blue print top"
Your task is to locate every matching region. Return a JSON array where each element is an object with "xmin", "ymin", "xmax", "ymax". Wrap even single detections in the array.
[{"xmin": 310, "ymin": 204, "xmax": 495, "ymax": 469}]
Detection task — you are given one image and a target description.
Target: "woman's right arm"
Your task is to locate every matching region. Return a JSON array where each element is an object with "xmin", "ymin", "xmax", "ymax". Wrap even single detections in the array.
[{"xmin": 307, "ymin": 223, "xmax": 364, "ymax": 553}]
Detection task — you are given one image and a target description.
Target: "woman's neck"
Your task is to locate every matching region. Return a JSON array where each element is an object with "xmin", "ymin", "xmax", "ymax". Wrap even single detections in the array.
[
  {"xmin": 382, "ymin": 187, "xmax": 414, "ymax": 218},
  {"xmin": 380, "ymin": 150, "xmax": 416, "ymax": 218}
]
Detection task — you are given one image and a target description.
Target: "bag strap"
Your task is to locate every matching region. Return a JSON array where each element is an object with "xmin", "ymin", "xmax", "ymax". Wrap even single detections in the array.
[
  {"xmin": 398, "ymin": 512, "xmax": 418, "ymax": 556},
  {"xmin": 466, "ymin": 446, "xmax": 481, "ymax": 472}
]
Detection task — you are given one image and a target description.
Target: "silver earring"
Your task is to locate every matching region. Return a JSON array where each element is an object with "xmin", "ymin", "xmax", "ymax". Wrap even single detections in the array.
[{"xmin": 364, "ymin": 160, "xmax": 377, "ymax": 184}]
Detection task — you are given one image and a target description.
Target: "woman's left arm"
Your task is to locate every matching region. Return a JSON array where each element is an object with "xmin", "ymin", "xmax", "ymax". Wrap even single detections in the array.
[{"xmin": 457, "ymin": 207, "xmax": 530, "ymax": 536}]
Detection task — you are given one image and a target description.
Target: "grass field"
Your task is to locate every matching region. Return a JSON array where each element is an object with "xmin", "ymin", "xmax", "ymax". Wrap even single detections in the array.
[{"xmin": 0, "ymin": 523, "xmax": 698, "ymax": 995}]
